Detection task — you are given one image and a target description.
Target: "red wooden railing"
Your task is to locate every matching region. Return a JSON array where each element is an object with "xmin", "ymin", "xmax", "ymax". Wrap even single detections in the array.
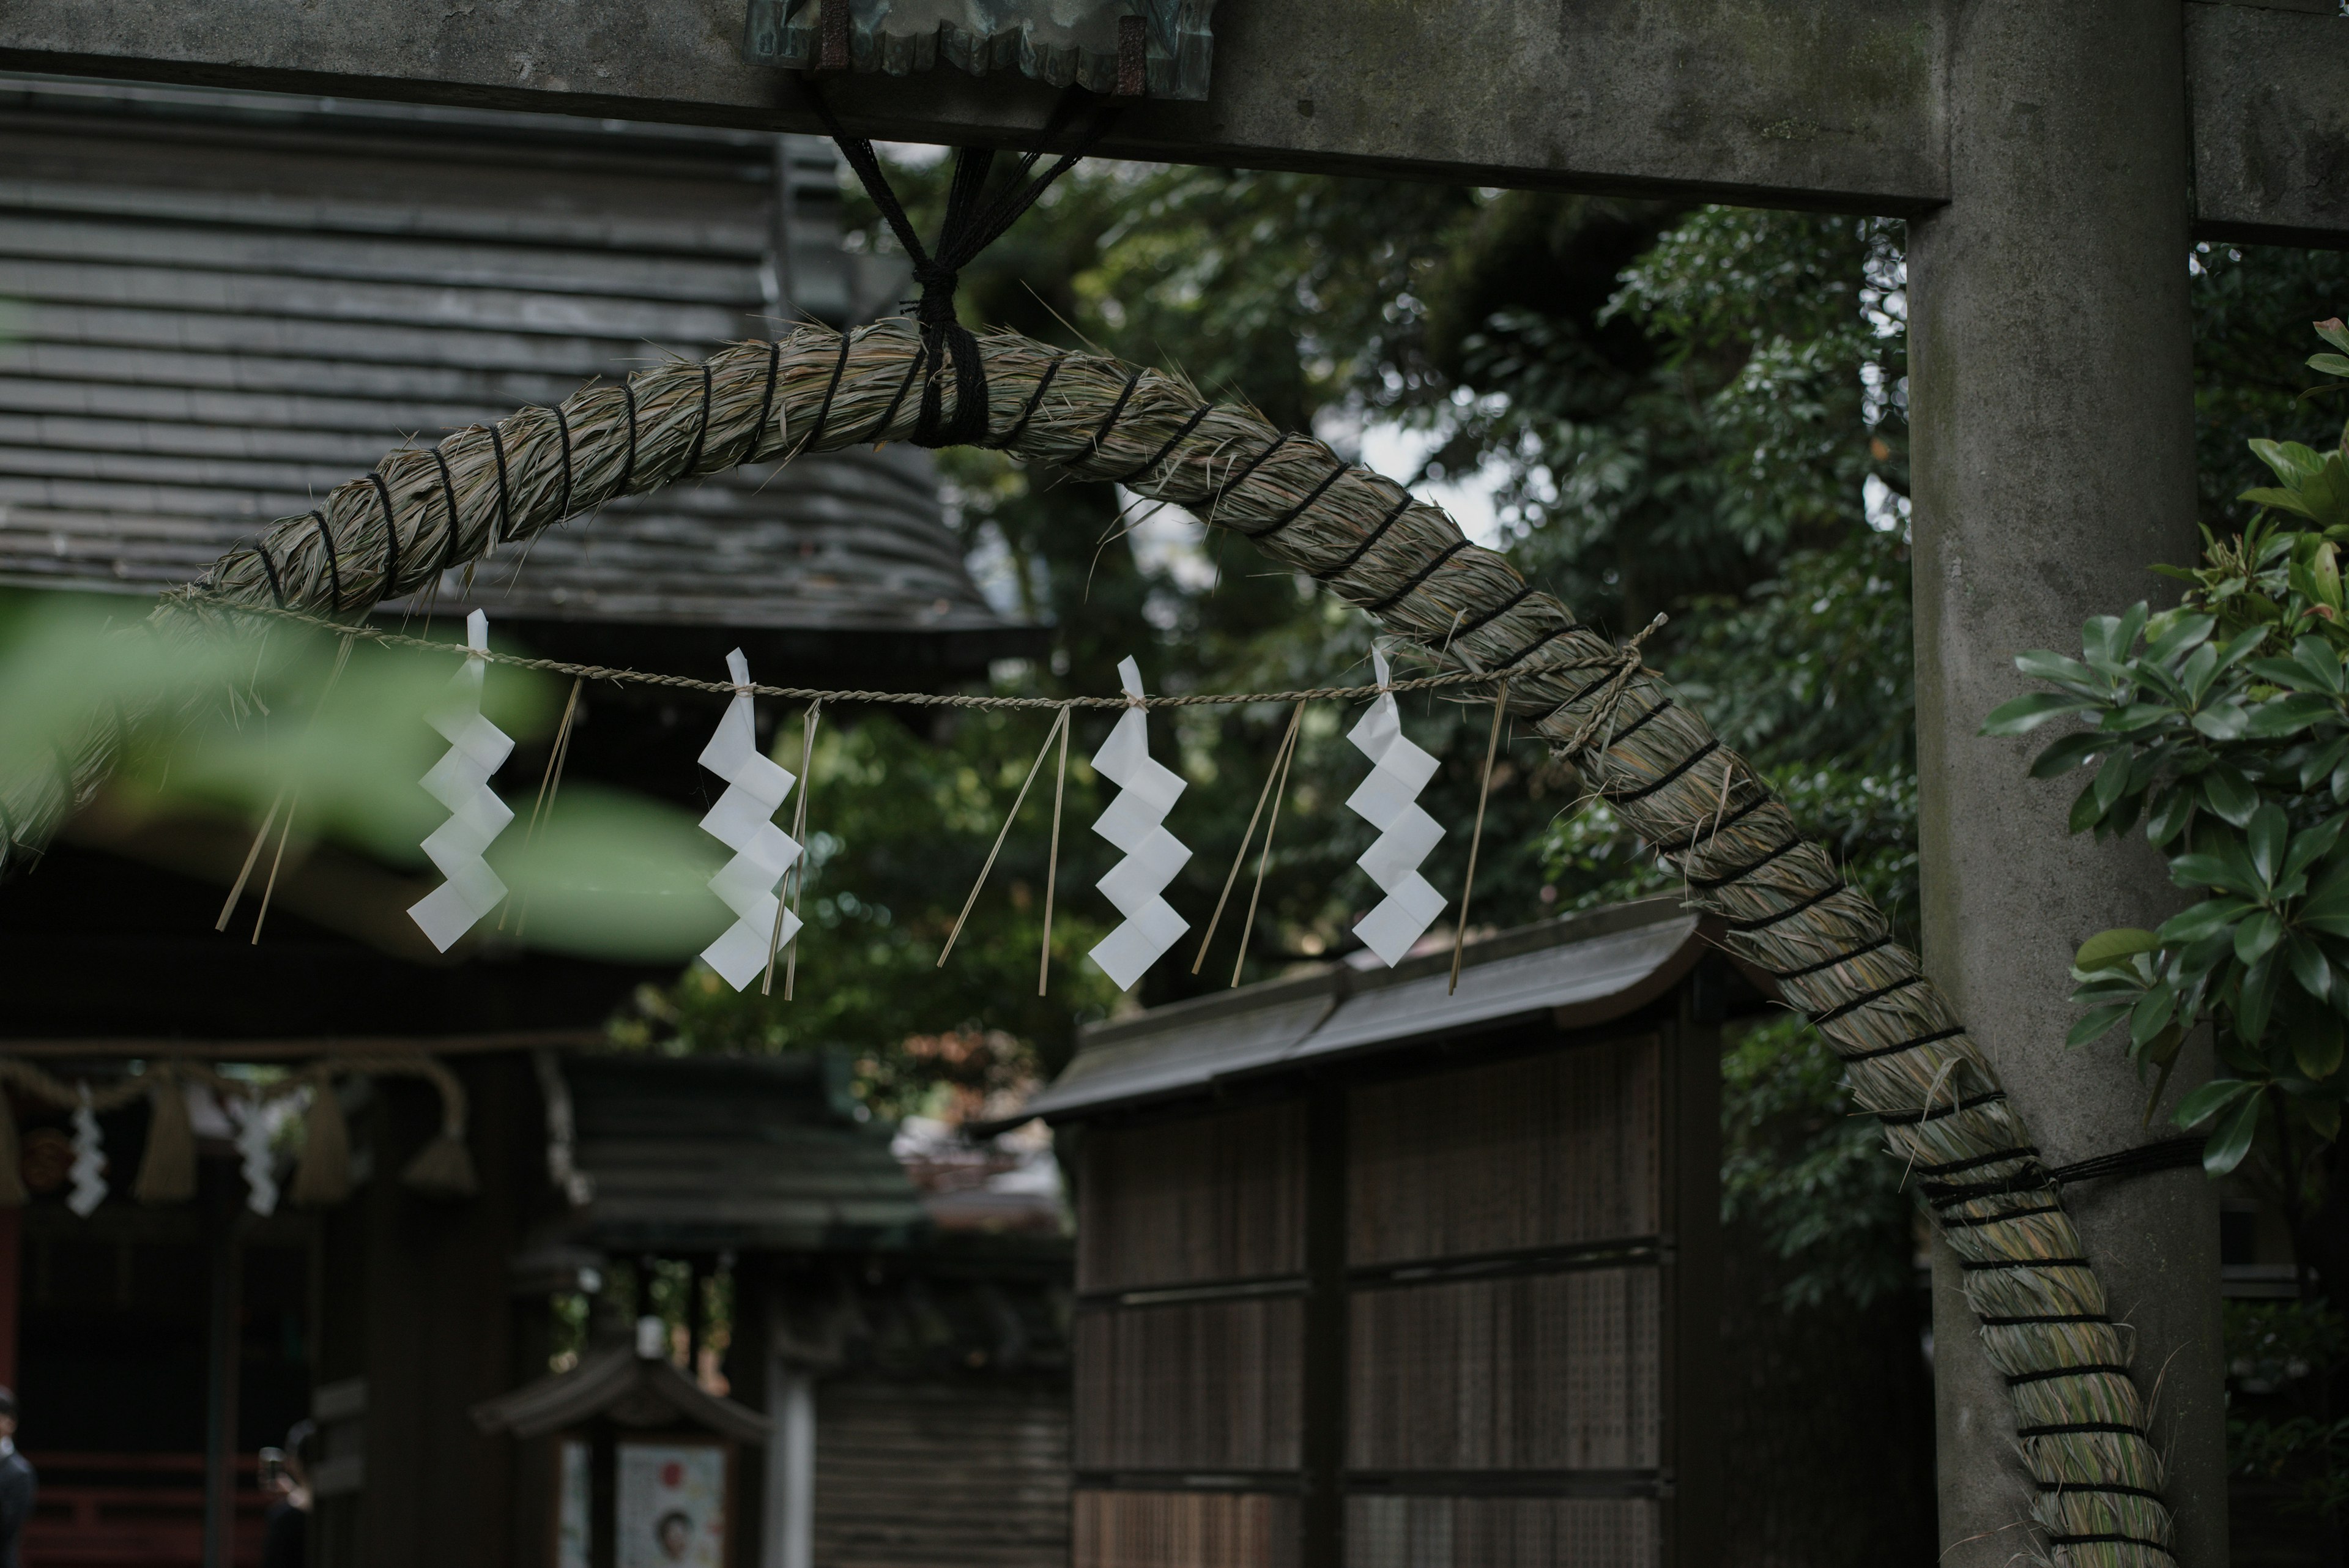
[{"xmin": 22, "ymin": 1452, "xmax": 267, "ymax": 1568}]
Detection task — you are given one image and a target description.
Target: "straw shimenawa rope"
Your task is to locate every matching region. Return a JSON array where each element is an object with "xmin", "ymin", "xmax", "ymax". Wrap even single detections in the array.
[{"xmin": 3, "ymin": 320, "xmax": 2172, "ymax": 1564}]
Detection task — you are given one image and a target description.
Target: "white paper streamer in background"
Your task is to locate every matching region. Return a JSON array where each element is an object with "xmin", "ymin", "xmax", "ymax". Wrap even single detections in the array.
[
  {"xmin": 232, "ymin": 1094, "xmax": 280, "ymax": 1217},
  {"xmin": 408, "ymin": 610, "xmax": 516, "ymax": 952},
  {"xmin": 696, "ymin": 648, "xmax": 803, "ymax": 991},
  {"xmin": 1346, "ymin": 648, "xmax": 1449, "ymax": 967},
  {"xmin": 1086, "ymin": 657, "xmax": 1192, "ymax": 990},
  {"xmin": 68, "ymin": 1086, "xmax": 105, "ymax": 1217}
]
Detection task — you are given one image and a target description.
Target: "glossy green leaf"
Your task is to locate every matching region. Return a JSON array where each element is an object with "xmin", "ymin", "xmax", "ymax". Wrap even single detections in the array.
[
  {"xmin": 2192, "ymin": 702, "xmax": 2252, "ymax": 741},
  {"xmin": 2312, "ymin": 354, "xmax": 2349, "ymax": 377},
  {"xmin": 2017, "ymin": 649, "xmax": 2104, "ymax": 694},
  {"xmin": 2203, "ymin": 767, "xmax": 2258, "ymax": 827},
  {"xmin": 2158, "ymin": 898, "xmax": 2247, "ymax": 945},
  {"xmin": 2066, "ymin": 1003, "xmax": 2133, "ymax": 1049},
  {"xmin": 2301, "ymin": 860, "xmax": 2349, "ymax": 937},
  {"xmin": 2253, "ymin": 438, "xmax": 2326, "ymax": 483},
  {"xmin": 2250, "ymin": 803, "xmax": 2290, "ymax": 886},
  {"xmin": 2143, "ymin": 612, "xmax": 2216, "ymax": 667},
  {"xmin": 2243, "ymin": 486, "xmax": 2320, "ymax": 519},
  {"xmin": 2030, "ymin": 731, "xmax": 2106, "ymax": 779},
  {"xmin": 2249, "ymin": 693, "xmax": 2336, "ymax": 737},
  {"xmin": 2075, "ymin": 927, "xmax": 2162, "ymax": 972},
  {"xmin": 2315, "ymin": 318, "xmax": 2349, "ymax": 359},
  {"xmin": 2293, "ymin": 1009, "xmax": 2346, "ymax": 1079},
  {"xmin": 2069, "ymin": 778, "xmax": 2106, "ymax": 834},
  {"xmin": 2237, "ymin": 908, "xmax": 2285, "ymax": 964},
  {"xmin": 2241, "ymin": 950, "xmax": 2285, "ymax": 1044},
  {"xmin": 2093, "ymin": 748, "xmax": 2134, "ymax": 814},
  {"xmin": 2175, "ymin": 1076, "xmax": 2260, "ymax": 1128},
  {"xmin": 2202, "ymin": 1090, "xmax": 2263, "ymax": 1176},
  {"xmin": 1983, "ymin": 692, "xmax": 2094, "ymax": 737},
  {"xmin": 2147, "ymin": 787, "xmax": 2197, "ymax": 849},
  {"xmin": 2128, "ymin": 984, "xmax": 2178, "ymax": 1049},
  {"xmin": 2291, "ymin": 933, "xmax": 2336, "ymax": 1001}
]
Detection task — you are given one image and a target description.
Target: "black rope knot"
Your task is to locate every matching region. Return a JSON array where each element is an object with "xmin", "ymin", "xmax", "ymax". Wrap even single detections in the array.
[{"xmin": 804, "ymin": 79, "xmax": 1116, "ymax": 450}]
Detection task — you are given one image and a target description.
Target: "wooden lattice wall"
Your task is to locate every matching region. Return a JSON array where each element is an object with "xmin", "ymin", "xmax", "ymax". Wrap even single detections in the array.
[{"xmin": 1068, "ymin": 1017, "xmax": 1719, "ymax": 1568}]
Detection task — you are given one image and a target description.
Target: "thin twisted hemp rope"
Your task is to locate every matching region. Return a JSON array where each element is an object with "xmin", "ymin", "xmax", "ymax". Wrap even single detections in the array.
[{"xmin": 11, "ymin": 319, "xmax": 2173, "ymax": 1563}]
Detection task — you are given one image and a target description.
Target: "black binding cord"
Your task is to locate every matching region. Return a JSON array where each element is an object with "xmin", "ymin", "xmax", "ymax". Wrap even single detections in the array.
[
  {"xmin": 552, "ymin": 403, "xmax": 576, "ymax": 521},
  {"xmin": 1111, "ymin": 401, "xmax": 1214, "ymax": 485},
  {"xmin": 487, "ymin": 423, "xmax": 516, "ymax": 545},
  {"xmin": 310, "ymin": 510, "xmax": 344, "ymax": 612},
  {"xmin": 617, "ymin": 376, "xmax": 640, "ymax": 494},
  {"xmin": 805, "ymin": 81, "xmax": 1118, "ymax": 449},
  {"xmin": 806, "ymin": 331, "xmax": 854, "ymax": 451},
  {"xmin": 743, "ymin": 341, "xmax": 782, "ymax": 464},
  {"xmin": 429, "ymin": 446, "xmax": 464, "ymax": 573},
  {"xmin": 1364, "ymin": 538, "xmax": 1470, "ymax": 615},
  {"xmin": 683, "ymin": 362, "xmax": 716, "ymax": 478},
  {"xmin": 254, "ymin": 544, "xmax": 287, "ymax": 609},
  {"xmin": 366, "ymin": 471, "xmax": 401, "ymax": 601},
  {"xmin": 992, "ymin": 354, "xmax": 1066, "ymax": 451},
  {"xmin": 1246, "ymin": 454, "xmax": 1353, "ymax": 541}
]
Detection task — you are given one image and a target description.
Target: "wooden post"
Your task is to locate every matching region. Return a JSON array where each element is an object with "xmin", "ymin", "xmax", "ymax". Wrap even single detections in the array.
[
  {"xmin": 1666, "ymin": 973, "xmax": 1724, "ymax": 1568},
  {"xmin": 0, "ymin": 1206, "xmax": 19, "ymax": 1394},
  {"xmin": 590, "ymin": 1418, "xmax": 618, "ymax": 1568},
  {"xmin": 1299, "ymin": 1084, "xmax": 1347, "ymax": 1568},
  {"xmin": 203, "ymin": 1184, "xmax": 245, "ymax": 1568}
]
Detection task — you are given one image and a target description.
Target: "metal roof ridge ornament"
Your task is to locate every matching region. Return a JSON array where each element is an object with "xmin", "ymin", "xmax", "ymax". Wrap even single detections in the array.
[{"xmin": 744, "ymin": 0, "xmax": 1219, "ymax": 101}]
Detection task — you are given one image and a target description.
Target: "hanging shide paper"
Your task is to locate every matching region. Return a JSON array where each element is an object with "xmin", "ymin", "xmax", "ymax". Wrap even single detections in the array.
[
  {"xmin": 696, "ymin": 648, "xmax": 804, "ymax": 993},
  {"xmin": 1086, "ymin": 658, "xmax": 1191, "ymax": 990},
  {"xmin": 67, "ymin": 1086, "xmax": 105, "ymax": 1217},
  {"xmin": 408, "ymin": 610, "xmax": 516, "ymax": 952},
  {"xmin": 1346, "ymin": 647, "xmax": 1448, "ymax": 967},
  {"xmin": 233, "ymin": 1094, "xmax": 280, "ymax": 1217}
]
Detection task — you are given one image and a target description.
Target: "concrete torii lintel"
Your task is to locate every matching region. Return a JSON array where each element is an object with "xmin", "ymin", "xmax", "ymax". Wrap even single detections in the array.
[
  {"xmin": 1, "ymin": 0, "xmax": 2346, "ymax": 242},
  {"xmin": 0, "ymin": 0, "xmax": 2323, "ymax": 1561}
]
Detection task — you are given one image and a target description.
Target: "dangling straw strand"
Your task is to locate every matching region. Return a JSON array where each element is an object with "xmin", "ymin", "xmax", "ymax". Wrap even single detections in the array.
[
  {"xmin": 1193, "ymin": 701, "xmax": 1305, "ymax": 975},
  {"xmin": 763, "ymin": 700, "xmax": 822, "ymax": 998},
  {"xmin": 217, "ymin": 788, "xmax": 285, "ymax": 931},
  {"xmin": 781, "ymin": 702, "xmax": 819, "ymax": 1000},
  {"xmin": 939, "ymin": 707, "xmax": 1071, "ymax": 969},
  {"xmin": 252, "ymin": 634, "xmax": 357, "ymax": 945},
  {"xmin": 1449, "ymin": 680, "xmax": 1510, "ymax": 995},
  {"xmin": 1039, "ymin": 703, "xmax": 1071, "ymax": 997},
  {"xmin": 503, "ymin": 675, "xmax": 582, "ymax": 937},
  {"xmin": 1231, "ymin": 703, "xmax": 1305, "ymax": 989}
]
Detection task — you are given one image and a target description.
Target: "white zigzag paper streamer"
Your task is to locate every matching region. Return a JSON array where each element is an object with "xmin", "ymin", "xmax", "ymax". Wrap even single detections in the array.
[
  {"xmin": 1346, "ymin": 648, "xmax": 1449, "ymax": 967},
  {"xmin": 1086, "ymin": 657, "xmax": 1192, "ymax": 990},
  {"xmin": 408, "ymin": 609, "xmax": 516, "ymax": 953},
  {"xmin": 232, "ymin": 1095, "xmax": 280, "ymax": 1217},
  {"xmin": 68, "ymin": 1086, "xmax": 105, "ymax": 1217},
  {"xmin": 696, "ymin": 648, "xmax": 803, "ymax": 992}
]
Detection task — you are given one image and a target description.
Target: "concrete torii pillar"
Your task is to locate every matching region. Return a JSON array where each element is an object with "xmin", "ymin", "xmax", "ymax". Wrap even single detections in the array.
[{"xmin": 1909, "ymin": 2, "xmax": 2222, "ymax": 1561}]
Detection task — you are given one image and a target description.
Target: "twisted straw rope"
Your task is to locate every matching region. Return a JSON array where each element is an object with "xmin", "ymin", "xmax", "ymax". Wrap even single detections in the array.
[
  {"xmin": 0, "ymin": 1053, "xmax": 466, "ymax": 1132},
  {"xmin": 4, "ymin": 320, "xmax": 2171, "ymax": 1562}
]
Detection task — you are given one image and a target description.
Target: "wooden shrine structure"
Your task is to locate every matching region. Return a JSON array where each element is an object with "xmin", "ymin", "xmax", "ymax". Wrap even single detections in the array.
[
  {"xmin": 0, "ymin": 75, "xmax": 1054, "ymax": 1568},
  {"xmin": 1009, "ymin": 899, "xmax": 1754, "ymax": 1568}
]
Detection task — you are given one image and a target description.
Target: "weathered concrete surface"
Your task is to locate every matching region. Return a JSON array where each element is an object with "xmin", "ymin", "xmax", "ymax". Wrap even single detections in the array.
[
  {"xmin": 1909, "ymin": 2, "xmax": 2226, "ymax": 1564},
  {"xmin": 6, "ymin": 0, "xmax": 2342, "ymax": 239},
  {"xmin": 0, "ymin": 0, "xmax": 1954, "ymax": 209},
  {"xmin": 2189, "ymin": 1, "xmax": 2349, "ymax": 246}
]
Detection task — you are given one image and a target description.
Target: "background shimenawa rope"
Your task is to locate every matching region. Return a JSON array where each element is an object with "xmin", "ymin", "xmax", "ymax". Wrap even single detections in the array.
[{"xmin": 1, "ymin": 319, "xmax": 2175, "ymax": 1564}]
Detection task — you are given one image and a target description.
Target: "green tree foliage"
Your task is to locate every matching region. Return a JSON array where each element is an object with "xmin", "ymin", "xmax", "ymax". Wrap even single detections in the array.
[{"xmin": 623, "ymin": 157, "xmax": 2349, "ymax": 1319}]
